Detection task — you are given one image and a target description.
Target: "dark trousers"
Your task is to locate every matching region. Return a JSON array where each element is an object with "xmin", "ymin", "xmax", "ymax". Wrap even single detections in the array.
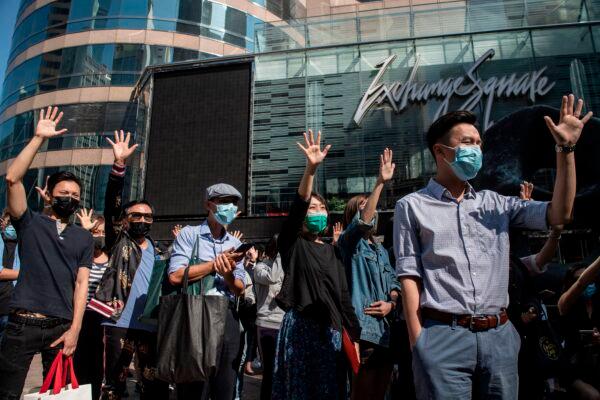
[
  {"xmin": 102, "ymin": 326, "xmax": 169, "ymax": 400},
  {"xmin": 0, "ymin": 315, "xmax": 70, "ymax": 400},
  {"xmin": 177, "ymin": 307, "xmax": 241, "ymax": 400},
  {"xmin": 257, "ymin": 327, "xmax": 279, "ymax": 400},
  {"xmin": 236, "ymin": 321, "xmax": 258, "ymax": 398},
  {"xmin": 73, "ymin": 310, "xmax": 105, "ymax": 400}
]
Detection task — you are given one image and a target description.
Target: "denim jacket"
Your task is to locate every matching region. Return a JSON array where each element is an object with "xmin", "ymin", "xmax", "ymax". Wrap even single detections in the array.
[{"xmin": 337, "ymin": 213, "xmax": 400, "ymax": 347}]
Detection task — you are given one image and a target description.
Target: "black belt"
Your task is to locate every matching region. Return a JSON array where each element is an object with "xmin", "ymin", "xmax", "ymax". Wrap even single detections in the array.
[{"xmin": 9, "ymin": 313, "xmax": 70, "ymax": 329}]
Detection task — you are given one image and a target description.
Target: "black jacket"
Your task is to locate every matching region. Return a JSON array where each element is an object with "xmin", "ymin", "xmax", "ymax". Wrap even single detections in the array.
[{"xmin": 94, "ymin": 169, "xmax": 166, "ymax": 320}]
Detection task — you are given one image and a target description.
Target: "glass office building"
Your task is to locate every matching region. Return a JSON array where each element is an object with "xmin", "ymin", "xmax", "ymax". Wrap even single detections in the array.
[
  {"xmin": 0, "ymin": 0, "xmax": 300, "ymax": 210},
  {"xmin": 249, "ymin": 0, "xmax": 600, "ymax": 222}
]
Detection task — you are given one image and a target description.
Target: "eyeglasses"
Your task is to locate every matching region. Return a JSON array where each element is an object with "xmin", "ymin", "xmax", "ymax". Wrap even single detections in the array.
[{"xmin": 127, "ymin": 212, "xmax": 154, "ymax": 222}]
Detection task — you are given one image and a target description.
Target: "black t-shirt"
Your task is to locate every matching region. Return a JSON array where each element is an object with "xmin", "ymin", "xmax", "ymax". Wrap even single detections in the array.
[
  {"xmin": 10, "ymin": 209, "xmax": 93, "ymax": 320},
  {"xmin": 276, "ymin": 194, "xmax": 361, "ymax": 341}
]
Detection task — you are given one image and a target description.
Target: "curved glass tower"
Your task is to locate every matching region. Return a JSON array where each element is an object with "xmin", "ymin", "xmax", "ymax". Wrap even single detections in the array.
[{"xmin": 0, "ymin": 0, "xmax": 301, "ymax": 211}]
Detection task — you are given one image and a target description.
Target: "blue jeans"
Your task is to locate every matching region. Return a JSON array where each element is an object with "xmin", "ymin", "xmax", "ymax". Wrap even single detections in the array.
[{"xmin": 412, "ymin": 319, "xmax": 521, "ymax": 400}]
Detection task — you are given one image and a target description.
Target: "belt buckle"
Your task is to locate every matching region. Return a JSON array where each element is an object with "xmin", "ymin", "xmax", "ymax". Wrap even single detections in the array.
[{"xmin": 469, "ymin": 315, "xmax": 486, "ymax": 332}]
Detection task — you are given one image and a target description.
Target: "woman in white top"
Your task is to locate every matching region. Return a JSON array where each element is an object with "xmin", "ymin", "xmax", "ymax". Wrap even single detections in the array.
[{"xmin": 253, "ymin": 235, "xmax": 285, "ymax": 400}]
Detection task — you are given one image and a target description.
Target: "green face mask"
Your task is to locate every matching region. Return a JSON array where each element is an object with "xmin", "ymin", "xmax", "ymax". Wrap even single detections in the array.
[{"xmin": 305, "ymin": 212, "xmax": 328, "ymax": 234}]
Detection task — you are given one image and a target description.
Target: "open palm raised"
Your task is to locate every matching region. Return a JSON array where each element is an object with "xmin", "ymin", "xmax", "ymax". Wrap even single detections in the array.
[
  {"xmin": 35, "ymin": 106, "xmax": 67, "ymax": 139},
  {"xmin": 296, "ymin": 129, "xmax": 331, "ymax": 167},
  {"xmin": 107, "ymin": 130, "xmax": 138, "ymax": 164},
  {"xmin": 544, "ymin": 94, "xmax": 593, "ymax": 145},
  {"xmin": 379, "ymin": 148, "xmax": 395, "ymax": 182}
]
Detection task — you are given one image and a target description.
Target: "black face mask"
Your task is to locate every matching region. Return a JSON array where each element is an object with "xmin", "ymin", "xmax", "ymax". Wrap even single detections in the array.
[
  {"xmin": 51, "ymin": 196, "xmax": 79, "ymax": 218},
  {"xmin": 128, "ymin": 222, "xmax": 151, "ymax": 238},
  {"xmin": 93, "ymin": 236, "xmax": 105, "ymax": 250}
]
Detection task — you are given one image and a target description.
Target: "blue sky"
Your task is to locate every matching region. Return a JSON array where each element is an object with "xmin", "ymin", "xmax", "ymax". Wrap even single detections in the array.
[{"xmin": 0, "ymin": 1, "xmax": 19, "ymax": 91}]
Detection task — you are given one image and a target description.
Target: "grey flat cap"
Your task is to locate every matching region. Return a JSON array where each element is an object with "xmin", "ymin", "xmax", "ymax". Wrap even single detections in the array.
[{"xmin": 206, "ymin": 183, "xmax": 242, "ymax": 200}]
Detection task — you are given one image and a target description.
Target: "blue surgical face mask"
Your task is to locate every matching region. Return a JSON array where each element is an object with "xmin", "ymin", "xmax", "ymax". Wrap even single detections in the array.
[
  {"xmin": 441, "ymin": 144, "xmax": 483, "ymax": 181},
  {"xmin": 214, "ymin": 203, "xmax": 238, "ymax": 226},
  {"xmin": 582, "ymin": 283, "xmax": 597, "ymax": 300},
  {"xmin": 3, "ymin": 225, "xmax": 17, "ymax": 240},
  {"xmin": 354, "ymin": 210, "xmax": 378, "ymax": 238}
]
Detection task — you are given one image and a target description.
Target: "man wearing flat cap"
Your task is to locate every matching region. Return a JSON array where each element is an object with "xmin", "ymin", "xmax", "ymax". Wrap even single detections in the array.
[{"xmin": 168, "ymin": 183, "xmax": 246, "ymax": 400}]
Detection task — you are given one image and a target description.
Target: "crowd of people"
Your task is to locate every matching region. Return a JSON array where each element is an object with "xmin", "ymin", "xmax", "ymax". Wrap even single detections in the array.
[{"xmin": 0, "ymin": 93, "xmax": 598, "ymax": 400}]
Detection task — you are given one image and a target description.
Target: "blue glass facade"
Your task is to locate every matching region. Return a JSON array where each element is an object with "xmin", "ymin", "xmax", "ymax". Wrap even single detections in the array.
[
  {"xmin": 250, "ymin": 0, "xmax": 600, "ymax": 217},
  {"xmin": 1, "ymin": 0, "xmax": 276, "ymax": 211},
  {"xmin": 10, "ymin": 0, "xmax": 267, "ymax": 62}
]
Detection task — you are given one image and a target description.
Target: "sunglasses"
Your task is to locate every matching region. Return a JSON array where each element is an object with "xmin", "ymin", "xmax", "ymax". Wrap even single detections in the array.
[{"xmin": 127, "ymin": 212, "xmax": 154, "ymax": 222}]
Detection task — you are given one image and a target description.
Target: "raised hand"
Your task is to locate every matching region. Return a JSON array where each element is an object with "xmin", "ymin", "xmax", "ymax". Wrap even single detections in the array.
[
  {"xmin": 35, "ymin": 106, "xmax": 67, "ymax": 139},
  {"xmin": 332, "ymin": 222, "xmax": 343, "ymax": 245},
  {"xmin": 35, "ymin": 175, "xmax": 51, "ymax": 206},
  {"xmin": 246, "ymin": 247, "xmax": 259, "ymax": 263},
  {"xmin": 544, "ymin": 94, "xmax": 593, "ymax": 146},
  {"xmin": 230, "ymin": 230, "xmax": 244, "ymax": 241},
  {"xmin": 107, "ymin": 130, "xmax": 138, "ymax": 164},
  {"xmin": 172, "ymin": 224, "xmax": 183, "ymax": 238},
  {"xmin": 76, "ymin": 208, "xmax": 96, "ymax": 231},
  {"xmin": 379, "ymin": 148, "xmax": 395, "ymax": 182},
  {"xmin": 297, "ymin": 130, "xmax": 331, "ymax": 168},
  {"xmin": 519, "ymin": 181, "xmax": 534, "ymax": 201}
]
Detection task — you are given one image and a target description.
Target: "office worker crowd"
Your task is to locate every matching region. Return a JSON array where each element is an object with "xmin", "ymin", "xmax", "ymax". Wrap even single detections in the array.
[{"xmin": 0, "ymin": 93, "xmax": 598, "ymax": 400}]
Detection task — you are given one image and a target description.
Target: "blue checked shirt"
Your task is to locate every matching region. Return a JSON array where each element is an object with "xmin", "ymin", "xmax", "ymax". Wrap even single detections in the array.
[
  {"xmin": 393, "ymin": 179, "xmax": 548, "ymax": 315},
  {"xmin": 169, "ymin": 221, "xmax": 246, "ymax": 299}
]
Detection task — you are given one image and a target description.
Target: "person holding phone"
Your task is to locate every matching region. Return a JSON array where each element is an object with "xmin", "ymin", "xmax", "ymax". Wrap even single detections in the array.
[
  {"xmin": 557, "ymin": 256, "xmax": 600, "ymax": 399},
  {"xmin": 272, "ymin": 130, "xmax": 360, "ymax": 400},
  {"xmin": 168, "ymin": 183, "xmax": 246, "ymax": 400}
]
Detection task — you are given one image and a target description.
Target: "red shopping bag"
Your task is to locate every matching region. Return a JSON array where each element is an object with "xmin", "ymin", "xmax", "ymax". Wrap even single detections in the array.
[
  {"xmin": 24, "ymin": 351, "xmax": 91, "ymax": 399},
  {"xmin": 342, "ymin": 328, "xmax": 360, "ymax": 375}
]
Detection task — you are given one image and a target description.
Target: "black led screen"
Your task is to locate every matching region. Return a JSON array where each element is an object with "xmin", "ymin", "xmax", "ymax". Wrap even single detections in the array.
[{"xmin": 144, "ymin": 61, "xmax": 252, "ymax": 218}]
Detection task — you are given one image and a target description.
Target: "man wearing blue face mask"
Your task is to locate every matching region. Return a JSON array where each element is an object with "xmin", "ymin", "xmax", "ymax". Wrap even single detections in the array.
[
  {"xmin": 394, "ymin": 94, "xmax": 593, "ymax": 400},
  {"xmin": 168, "ymin": 183, "xmax": 246, "ymax": 400}
]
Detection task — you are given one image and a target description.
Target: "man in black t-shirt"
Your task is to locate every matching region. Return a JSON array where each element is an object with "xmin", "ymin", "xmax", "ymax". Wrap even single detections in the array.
[{"xmin": 0, "ymin": 106, "xmax": 93, "ymax": 400}]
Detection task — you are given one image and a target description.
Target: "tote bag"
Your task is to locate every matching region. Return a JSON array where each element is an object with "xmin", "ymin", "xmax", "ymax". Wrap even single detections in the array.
[{"xmin": 155, "ymin": 240, "xmax": 229, "ymax": 383}]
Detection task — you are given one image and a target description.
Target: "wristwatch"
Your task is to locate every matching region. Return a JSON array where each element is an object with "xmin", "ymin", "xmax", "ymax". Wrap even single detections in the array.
[{"xmin": 555, "ymin": 143, "xmax": 576, "ymax": 153}]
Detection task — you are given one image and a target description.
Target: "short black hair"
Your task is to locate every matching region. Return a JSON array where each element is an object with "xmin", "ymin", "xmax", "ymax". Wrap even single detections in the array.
[
  {"xmin": 426, "ymin": 110, "xmax": 477, "ymax": 156},
  {"xmin": 122, "ymin": 200, "xmax": 155, "ymax": 217},
  {"xmin": 47, "ymin": 171, "xmax": 82, "ymax": 194}
]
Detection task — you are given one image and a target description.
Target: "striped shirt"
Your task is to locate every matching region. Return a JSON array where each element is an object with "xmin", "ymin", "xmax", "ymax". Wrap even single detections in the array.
[
  {"xmin": 87, "ymin": 261, "xmax": 108, "ymax": 303},
  {"xmin": 393, "ymin": 179, "xmax": 548, "ymax": 315}
]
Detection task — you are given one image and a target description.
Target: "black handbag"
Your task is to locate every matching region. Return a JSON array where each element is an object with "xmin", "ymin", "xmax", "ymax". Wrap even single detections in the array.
[{"xmin": 155, "ymin": 263, "xmax": 230, "ymax": 383}]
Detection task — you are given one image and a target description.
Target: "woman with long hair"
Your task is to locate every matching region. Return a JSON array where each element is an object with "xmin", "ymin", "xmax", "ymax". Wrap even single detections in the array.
[
  {"xmin": 272, "ymin": 130, "xmax": 360, "ymax": 399},
  {"xmin": 337, "ymin": 148, "xmax": 401, "ymax": 400}
]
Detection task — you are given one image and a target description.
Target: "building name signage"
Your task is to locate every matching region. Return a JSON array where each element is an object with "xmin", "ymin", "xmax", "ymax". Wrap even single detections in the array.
[{"xmin": 353, "ymin": 49, "xmax": 556, "ymax": 130}]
